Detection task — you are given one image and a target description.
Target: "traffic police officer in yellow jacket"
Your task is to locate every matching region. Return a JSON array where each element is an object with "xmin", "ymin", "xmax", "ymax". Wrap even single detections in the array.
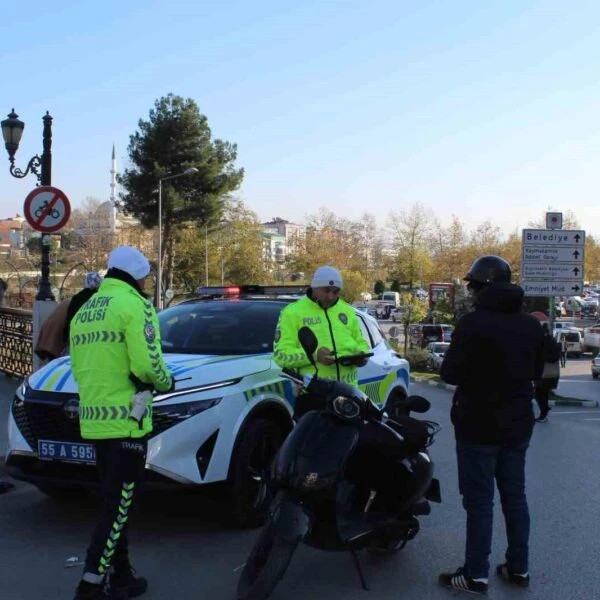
[
  {"xmin": 71, "ymin": 246, "xmax": 173, "ymax": 600},
  {"xmin": 274, "ymin": 265, "xmax": 370, "ymax": 418}
]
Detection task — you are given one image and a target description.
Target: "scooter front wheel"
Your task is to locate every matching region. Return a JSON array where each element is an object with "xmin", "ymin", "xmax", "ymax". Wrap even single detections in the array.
[
  {"xmin": 367, "ymin": 517, "xmax": 420, "ymax": 556},
  {"xmin": 237, "ymin": 517, "xmax": 299, "ymax": 600}
]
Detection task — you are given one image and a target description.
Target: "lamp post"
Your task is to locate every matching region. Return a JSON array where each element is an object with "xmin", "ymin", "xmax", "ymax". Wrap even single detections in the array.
[
  {"xmin": 157, "ymin": 167, "xmax": 197, "ymax": 310},
  {"xmin": 2, "ymin": 109, "xmax": 56, "ymax": 371},
  {"xmin": 2, "ymin": 109, "xmax": 54, "ymax": 301}
]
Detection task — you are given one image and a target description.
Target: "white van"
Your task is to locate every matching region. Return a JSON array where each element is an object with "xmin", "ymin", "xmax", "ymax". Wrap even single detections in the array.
[
  {"xmin": 554, "ymin": 330, "xmax": 584, "ymax": 357},
  {"xmin": 381, "ymin": 291, "xmax": 400, "ymax": 307}
]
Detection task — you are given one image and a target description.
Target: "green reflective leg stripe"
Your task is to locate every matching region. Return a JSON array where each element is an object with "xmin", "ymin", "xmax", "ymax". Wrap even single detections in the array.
[{"xmin": 97, "ymin": 481, "xmax": 135, "ymax": 575}]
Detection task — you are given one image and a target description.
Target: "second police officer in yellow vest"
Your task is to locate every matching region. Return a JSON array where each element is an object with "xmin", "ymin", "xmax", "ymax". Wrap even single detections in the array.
[
  {"xmin": 273, "ymin": 265, "xmax": 370, "ymax": 418},
  {"xmin": 70, "ymin": 246, "xmax": 173, "ymax": 600}
]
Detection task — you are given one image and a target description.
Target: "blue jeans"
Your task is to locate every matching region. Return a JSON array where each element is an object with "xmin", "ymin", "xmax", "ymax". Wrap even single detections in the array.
[{"xmin": 456, "ymin": 438, "xmax": 530, "ymax": 579}]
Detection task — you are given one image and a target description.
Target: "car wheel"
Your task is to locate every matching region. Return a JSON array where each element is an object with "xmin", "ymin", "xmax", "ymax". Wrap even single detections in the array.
[
  {"xmin": 593, "ymin": 373, "xmax": 599, "ymax": 379},
  {"xmin": 227, "ymin": 419, "xmax": 285, "ymax": 528}
]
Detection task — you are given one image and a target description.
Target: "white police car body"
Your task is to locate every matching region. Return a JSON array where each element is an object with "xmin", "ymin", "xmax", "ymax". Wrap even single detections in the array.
[{"xmin": 7, "ymin": 286, "xmax": 410, "ymax": 527}]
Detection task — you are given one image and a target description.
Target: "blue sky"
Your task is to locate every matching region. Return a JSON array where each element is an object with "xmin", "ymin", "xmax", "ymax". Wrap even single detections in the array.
[{"xmin": 2, "ymin": 0, "xmax": 599, "ymax": 236}]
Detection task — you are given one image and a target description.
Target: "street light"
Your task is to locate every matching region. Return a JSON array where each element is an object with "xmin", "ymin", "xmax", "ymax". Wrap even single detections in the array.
[
  {"xmin": 2, "ymin": 108, "xmax": 55, "ymax": 370},
  {"xmin": 2, "ymin": 109, "xmax": 54, "ymax": 301},
  {"xmin": 157, "ymin": 167, "xmax": 198, "ymax": 310}
]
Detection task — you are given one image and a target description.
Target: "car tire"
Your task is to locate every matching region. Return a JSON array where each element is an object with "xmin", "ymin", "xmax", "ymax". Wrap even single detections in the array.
[
  {"xmin": 593, "ymin": 373, "xmax": 599, "ymax": 379},
  {"xmin": 226, "ymin": 419, "xmax": 285, "ymax": 529}
]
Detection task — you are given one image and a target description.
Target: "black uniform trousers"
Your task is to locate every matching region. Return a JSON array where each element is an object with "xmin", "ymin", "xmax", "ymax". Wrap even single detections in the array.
[{"xmin": 83, "ymin": 438, "xmax": 147, "ymax": 582}]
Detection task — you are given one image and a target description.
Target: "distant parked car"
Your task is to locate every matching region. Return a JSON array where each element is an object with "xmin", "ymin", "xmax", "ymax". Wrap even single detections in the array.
[
  {"xmin": 390, "ymin": 308, "xmax": 405, "ymax": 322},
  {"xmin": 426, "ymin": 342, "xmax": 450, "ymax": 372},
  {"xmin": 591, "ymin": 355, "xmax": 600, "ymax": 379}
]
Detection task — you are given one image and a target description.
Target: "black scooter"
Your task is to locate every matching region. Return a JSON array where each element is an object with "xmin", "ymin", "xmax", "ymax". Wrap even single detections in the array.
[{"xmin": 237, "ymin": 327, "xmax": 441, "ymax": 600}]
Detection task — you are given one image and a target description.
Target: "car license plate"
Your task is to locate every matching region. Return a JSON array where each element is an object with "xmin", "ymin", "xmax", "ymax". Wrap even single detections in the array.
[{"xmin": 38, "ymin": 440, "xmax": 96, "ymax": 465}]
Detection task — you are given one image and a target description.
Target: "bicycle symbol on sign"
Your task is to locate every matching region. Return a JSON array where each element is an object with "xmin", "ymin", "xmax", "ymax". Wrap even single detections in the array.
[{"xmin": 34, "ymin": 200, "xmax": 60, "ymax": 219}]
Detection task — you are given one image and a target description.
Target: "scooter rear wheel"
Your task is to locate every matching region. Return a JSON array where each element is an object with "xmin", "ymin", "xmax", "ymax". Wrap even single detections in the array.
[{"xmin": 237, "ymin": 517, "xmax": 299, "ymax": 600}]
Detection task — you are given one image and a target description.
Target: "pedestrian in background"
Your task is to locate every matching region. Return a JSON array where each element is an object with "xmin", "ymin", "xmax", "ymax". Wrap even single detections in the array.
[
  {"xmin": 34, "ymin": 272, "xmax": 102, "ymax": 362},
  {"xmin": 438, "ymin": 255, "xmax": 545, "ymax": 595},
  {"xmin": 560, "ymin": 336, "xmax": 568, "ymax": 368},
  {"xmin": 533, "ymin": 325, "xmax": 561, "ymax": 423}
]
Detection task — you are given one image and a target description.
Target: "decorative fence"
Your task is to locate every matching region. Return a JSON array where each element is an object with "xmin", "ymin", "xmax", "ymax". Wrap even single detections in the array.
[{"xmin": 0, "ymin": 307, "xmax": 33, "ymax": 378}]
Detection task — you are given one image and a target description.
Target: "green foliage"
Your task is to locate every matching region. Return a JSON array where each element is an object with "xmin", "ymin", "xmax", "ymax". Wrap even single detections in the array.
[
  {"xmin": 118, "ymin": 93, "xmax": 244, "ymax": 292},
  {"xmin": 119, "ymin": 94, "xmax": 243, "ymax": 230},
  {"xmin": 173, "ymin": 198, "xmax": 267, "ymax": 292},
  {"xmin": 374, "ymin": 280, "xmax": 385, "ymax": 295},
  {"xmin": 431, "ymin": 297, "xmax": 456, "ymax": 325},
  {"xmin": 340, "ymin": 270, "xmax": 366, "ymax": 303},
  {"xmin": 390, "ymin": 279, "xmax": 401, "ymax": 292},
  {"xmin": 404, "ymin": 348, "xmax": 431, "ymax": 371}
]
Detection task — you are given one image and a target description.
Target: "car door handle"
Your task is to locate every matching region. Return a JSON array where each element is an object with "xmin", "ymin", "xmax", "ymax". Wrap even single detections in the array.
[{"xmin": 382, "ymin": 363, "xmax": 393, "ymax": 371}]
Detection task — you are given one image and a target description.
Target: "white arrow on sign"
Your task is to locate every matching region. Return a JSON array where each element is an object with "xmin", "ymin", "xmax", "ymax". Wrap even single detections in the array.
[
  {"xmin": 522, "ymin": 229, "xmax": 585, "ymax": 246},
  {"xmin": 522, "ymin": 263, "xmax": 583, "ymax": 279},
  {"xmin": 521, "ymin": 280, "xmax": 583, "ymax": 297},
  {"xmin": 522, "ymin": 246, "xmax": 584, "ymax": 263}
]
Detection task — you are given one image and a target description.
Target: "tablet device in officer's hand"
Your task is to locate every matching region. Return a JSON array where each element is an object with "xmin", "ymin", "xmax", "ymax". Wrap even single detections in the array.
[{"xmin": 335, "ymin": 352, "xmax": 374, "ymax": 365}]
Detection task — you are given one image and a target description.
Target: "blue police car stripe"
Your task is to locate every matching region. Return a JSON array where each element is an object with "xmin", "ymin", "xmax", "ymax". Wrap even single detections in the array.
[
  {"xmin": 33, "ymin": 357, "xmax": 70, "ymax": 389},
  {"xmin": 55, "ymin": 368, "xmax": 72, "ymax": 392}
]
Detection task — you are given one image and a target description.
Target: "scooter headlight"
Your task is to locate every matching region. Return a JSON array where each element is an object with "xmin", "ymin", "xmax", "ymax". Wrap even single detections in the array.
[{"xmin": 332, "ymin": 396, "xmax": 361, "ymax": 420}]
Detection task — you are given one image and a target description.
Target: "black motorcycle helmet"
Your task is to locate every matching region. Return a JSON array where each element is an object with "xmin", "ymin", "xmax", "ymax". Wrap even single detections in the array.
[{"xmin": 464, "ymin": 255, "xmax": 512, "ymax": 287}]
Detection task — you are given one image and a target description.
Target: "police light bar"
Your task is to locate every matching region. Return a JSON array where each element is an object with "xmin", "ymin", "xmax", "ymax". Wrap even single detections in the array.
[
  {"xmin": 197, "ymin": 286, "xmax": 241, "ymax": 296},
  {"xmin": 240, "ymin": 285, "xmax": 307, "ymax": 296}
]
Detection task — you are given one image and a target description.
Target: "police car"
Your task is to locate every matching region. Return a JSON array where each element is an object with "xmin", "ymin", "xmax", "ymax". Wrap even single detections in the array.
[{"xmin": 6, "ymin": 285, "xmax": 410, "ymax": 527}]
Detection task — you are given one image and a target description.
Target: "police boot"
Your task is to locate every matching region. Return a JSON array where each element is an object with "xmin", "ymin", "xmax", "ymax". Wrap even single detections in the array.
[
  {"xmin": 73, "ymin": 580, "xmax": 110, "ymax": 600},
  {"xmin": 107, "ymin": 565, "xmax": 148, "ymax": 599}
]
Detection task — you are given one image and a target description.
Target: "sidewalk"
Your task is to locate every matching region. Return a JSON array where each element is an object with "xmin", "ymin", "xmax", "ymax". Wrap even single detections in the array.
[{"xmin": 0, "ymin": 374, "xmax": 18, "ymax": 471}]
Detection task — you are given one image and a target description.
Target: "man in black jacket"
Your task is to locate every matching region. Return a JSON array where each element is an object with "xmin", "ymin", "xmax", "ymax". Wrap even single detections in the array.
[{"xmin": 438, "ymin": 256, "xmax": 545, "ymax": 595}]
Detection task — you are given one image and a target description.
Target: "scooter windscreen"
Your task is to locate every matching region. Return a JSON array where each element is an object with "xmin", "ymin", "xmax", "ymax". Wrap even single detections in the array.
[{"xmin": 273, "ymin": 411, "xmax": 359, "ymax": 497}]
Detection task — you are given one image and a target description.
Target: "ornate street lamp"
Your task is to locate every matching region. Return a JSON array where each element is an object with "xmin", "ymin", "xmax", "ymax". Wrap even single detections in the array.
[
  {"xmin": 2, "ymin": 108, "xmax": 56, "ymax": 371},
  {"xmin": 2, "ymin": 108, "xmax": 54, "ymax": 301}
]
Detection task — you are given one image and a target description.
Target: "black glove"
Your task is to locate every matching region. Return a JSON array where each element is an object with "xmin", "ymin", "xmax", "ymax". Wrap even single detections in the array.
[{"xmin": 129, "ymin": 373, "xmax": 155, "ymax": 393}]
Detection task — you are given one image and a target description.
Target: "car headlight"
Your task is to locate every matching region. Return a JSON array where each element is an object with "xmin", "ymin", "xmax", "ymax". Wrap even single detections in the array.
[
  {"xmin": 15, "ymin": 378, "xmax": 29, "ymax": 404},
  {"xmin": 154, "ymin": 397, "xmax": 222, "ymax": 419}
]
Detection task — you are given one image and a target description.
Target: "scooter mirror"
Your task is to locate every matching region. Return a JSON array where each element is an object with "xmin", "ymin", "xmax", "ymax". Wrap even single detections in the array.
[
  {"xmin": 405, "ymin": 395, "xmax": 431, "ymax": 413},
  {"xmin": 298, "ymin": 326, "xmax": 319, "ymax": 361}
]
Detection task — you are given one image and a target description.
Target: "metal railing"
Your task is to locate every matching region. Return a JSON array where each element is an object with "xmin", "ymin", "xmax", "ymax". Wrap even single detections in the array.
[{"xmin": 0, "ymin": 307, "xmax": 33, "ymax": 378}]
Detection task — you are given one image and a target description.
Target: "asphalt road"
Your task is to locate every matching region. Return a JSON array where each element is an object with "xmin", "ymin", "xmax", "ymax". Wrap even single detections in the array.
[{"xmin": 1, "ymin": 378, "xmax": 599, "ymax": 599}]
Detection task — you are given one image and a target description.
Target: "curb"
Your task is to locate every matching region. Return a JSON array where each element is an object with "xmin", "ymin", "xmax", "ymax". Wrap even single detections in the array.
[
  {"xmin": 411, "ymin": 376, "xmax": 599, "ymax": 408},
  {"xmin": 410, "ymin": 376, "xmax": 456, "ymax": 392},
  {"xmin": 549, "ymin": 396, "xmax": 599, "ymax": 408}
]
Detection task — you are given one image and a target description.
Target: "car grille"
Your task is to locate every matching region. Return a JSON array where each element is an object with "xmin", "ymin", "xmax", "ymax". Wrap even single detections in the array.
[
  {"xmin": 12, "ymin": 394, "xmax": 184, "ymax": 449},
  {"xmin": 12, "ymin": 396, "xmax": 83, "ymax": 449}
]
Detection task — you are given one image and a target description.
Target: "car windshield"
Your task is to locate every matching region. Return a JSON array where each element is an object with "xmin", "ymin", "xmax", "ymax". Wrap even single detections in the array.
[{"xmin": 158, "ymin": 300, "xmax": 286, "ymax": 355}]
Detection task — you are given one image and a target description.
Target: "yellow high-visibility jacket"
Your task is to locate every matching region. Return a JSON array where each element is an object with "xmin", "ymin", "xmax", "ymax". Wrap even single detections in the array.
[{"xmin": 273, "ymin": 294, "xmax": 369, "ymax": 386}]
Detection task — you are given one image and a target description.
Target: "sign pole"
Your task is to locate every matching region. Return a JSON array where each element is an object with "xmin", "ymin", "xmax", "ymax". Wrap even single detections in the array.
[
  {"xmin": 37, "ymin": 112, "xmax": 54, "ymax": 302},
  {"xmin": 23, "ymin": 183, "xmax": 71, "ymax": 371},
  {"xmin": 31, "ymin": 113, "xmax": 56, "ymax": 371}
]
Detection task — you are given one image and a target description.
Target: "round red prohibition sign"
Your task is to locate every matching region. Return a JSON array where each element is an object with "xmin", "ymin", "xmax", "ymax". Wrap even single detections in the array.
[{"xmin": 23, "ymin": 186, "xmax": 71, "ymax": 233}]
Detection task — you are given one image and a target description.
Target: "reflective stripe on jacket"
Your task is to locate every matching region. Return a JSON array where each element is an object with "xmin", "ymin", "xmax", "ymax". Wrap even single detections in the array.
[
  {"xmin": 273, "ymin": 294, "xmax": 370, "ymax": 386},
  {"xmin": 70, "ymin": 277, "xmax": 172, "ymax": 439}
]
